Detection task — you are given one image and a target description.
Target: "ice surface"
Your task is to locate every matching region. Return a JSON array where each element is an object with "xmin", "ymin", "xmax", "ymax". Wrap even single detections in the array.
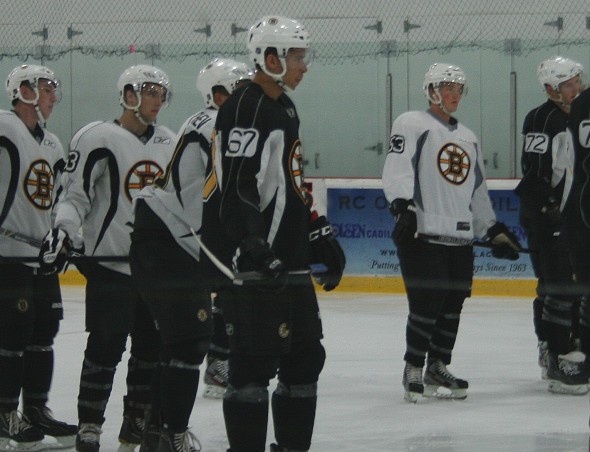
[{"xmin": 47, "ymin": 287, "xmax": 589, "ymax": 451}]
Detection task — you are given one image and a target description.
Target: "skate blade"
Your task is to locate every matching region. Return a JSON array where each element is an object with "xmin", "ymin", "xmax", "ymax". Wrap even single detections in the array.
[
  {"xmin": 203, "ymin": 384, "xmax": 226, "ymax": 399},
  {"xmin": 0, "ymin": 439, "xmax": 45, "ymax": 451},
  {"xmin": 423, "ymin": 384, "xmax": 467, "ymax": 400},
  {"xmin": 547, "ymin": 380, "xmax": 588, "ymax": 395},
  {"xmin": 41, "ymin": 435, "xmax": 76, "ymax": 450},
  {"xmin": 403, "ymin": 390, "xmax": 421, "ymax": 403},
  {"xmin": 117, "ymin": 440, "xmax": 139, "ymax": 452}
]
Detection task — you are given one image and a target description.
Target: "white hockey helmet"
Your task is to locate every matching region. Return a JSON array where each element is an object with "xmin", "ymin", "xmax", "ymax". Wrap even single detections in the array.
[
  {"xmin": 196, "ymin": 58, "xmax": 252, "ymax": 109},
  {"xmin": 117, "ymin": 64, "xmax": 172, "ymax": 110},
  {"xmin": 423, "ymin": 63, "xmax": 467, "ymax": 103},
  {"xmin": 6, "ymin": 64, "xmax": 61, "ymax": 125},
  {"xmin": 247, "ymin": 16, "xmax": 311, "ymax": 83},
  {"xmin": 537, "ymin": 56, "xmax": 584, "ymax": 92}
]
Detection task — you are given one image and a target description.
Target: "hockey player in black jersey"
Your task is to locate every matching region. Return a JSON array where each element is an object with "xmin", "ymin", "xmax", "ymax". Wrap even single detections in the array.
[
  {"xmin": 515, "ymin": 56, "xmax": 587, "ymax": 394},
  {"xmin": 0, "ymin": 64, "xmax": 77, "ymax": 450},
  {"xmin": 40, "ymin": 65, "xmax": 176, "ymax": 452},
  {"xmin": 201, "ymin": 15, "xmax": 345, "ymax": 452},
  {"xmin": 128, "ymin": 57, "xmax": 251, "ymax": 452}
]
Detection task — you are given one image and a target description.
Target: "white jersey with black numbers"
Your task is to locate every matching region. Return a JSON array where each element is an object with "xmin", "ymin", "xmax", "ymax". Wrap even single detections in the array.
[
  {"xmin": 135, "ymin": 108, "xmax": 214, "ymax": 261},
  {"xmin": 0, "ymin": 110, "xmax": 65, "ymax": 265},
  {"xmin": 382, "ymin": 110, "xmax": 496, "ymax": 242},
  {"xmin": 54, "ymin": 120, "xmax": 176, "ymax": 274}
]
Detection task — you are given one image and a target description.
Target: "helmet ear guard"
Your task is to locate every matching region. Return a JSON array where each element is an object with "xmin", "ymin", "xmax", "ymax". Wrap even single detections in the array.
[
  {"xmin": 117, "ymin": 64, "xmax": 172, "ymax": 125},
  {"xmin": 196, "ymin": 58, "xmax": 252, "ymax": 109}
]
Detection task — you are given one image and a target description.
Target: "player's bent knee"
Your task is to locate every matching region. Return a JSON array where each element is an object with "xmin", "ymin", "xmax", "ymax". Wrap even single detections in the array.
[
  {"xmin": 225, "ymin": 384, "xmax": 269, "ymax": 403},
  {"xmin": 30, "ymin": 319, "xmax": 60, "ymax": 346},
  {"xmin": 161, "ymin": 339, "xmax": 208, "ymax": 366}
]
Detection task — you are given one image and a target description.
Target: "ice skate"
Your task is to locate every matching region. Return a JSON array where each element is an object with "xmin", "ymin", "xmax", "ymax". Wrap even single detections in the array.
[
  {"xmin": 537, "ymin": 341, "xmax": 549, "ymax": 380},
  {"xmin": 546, "ymin": 351, "xmax": 588, "ymax": 395},
  {"xmin": 0, "ymin": 410, "xmax": 44, "ymax": 451},
  {"xmin": 270, "ymin": 444, "xmax": 309, "ymax": 451},
  {"xmin": 203, "ymin": 358, "xmax": 228, "ymax": 399},
  {"xmin": 75, "ymin": 423, "xmax": 102, "ymax": 452},
  {"xmin": 23, "ymin": 406, "xmax": 76, "ymax": 450},
  {"xmin": 402, "ymin": 362, "xmax": 424, "ymax": 403},
  {"xmin": 423, "ymin": 359, "xmax": 468, "ymax": 400},
  {"xmin": 117, "ymin": 415, "xmax": 145, "ymax": 451},
  {"xmin": 158, "ymin": 427, "xmax": 201, "ymax": 452}
]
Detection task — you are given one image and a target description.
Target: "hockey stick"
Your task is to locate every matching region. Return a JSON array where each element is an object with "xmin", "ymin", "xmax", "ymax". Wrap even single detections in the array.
[
  {"xmin": 0, "ymin": 227, "xmax": 128, "ymax": 263},
  {"xmin": 190, "ymin": 228, "xmax": 326, "ymax": 285}
]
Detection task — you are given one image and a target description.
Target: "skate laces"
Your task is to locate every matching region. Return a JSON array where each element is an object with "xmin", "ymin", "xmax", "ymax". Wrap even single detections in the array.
[
  {"xmin": 173, "ymin": 428, "xmax": 202, "ymax": 452},
  {"xmin": 432, "ymin": 361, "xmax": 456, "ymax": 381},
  {"xmin": 207, "ymin": 359, "xmax": 228, "ymax": 385},
  {"xmin": 405, "ymin": 364, "xmax": 423, "ymax": 383}
]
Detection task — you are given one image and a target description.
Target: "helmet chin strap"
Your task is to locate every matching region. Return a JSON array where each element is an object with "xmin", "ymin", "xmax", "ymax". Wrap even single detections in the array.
[
  {"xmin": 19, "ymin": 89, "xmax": 46, "ymax": 127},
  {"xmin": 429, "ymin": 87, "xmax": 453, "ymax": 116},
  {"xmin": 261, "ymin": 57, "xmax": 287, "ymax": 88},
  {"xmin": 123, "ymin": 93, "xmax": 154, "ymax": 126}
]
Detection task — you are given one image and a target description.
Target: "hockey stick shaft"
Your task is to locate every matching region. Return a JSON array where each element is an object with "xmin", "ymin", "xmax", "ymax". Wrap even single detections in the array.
[
  {"xmin": 0, "ymin": 227, "xmax": 43, "ymax": 248},
  {"xmin": 190, "ymin": 228, "xmax": 325, "ymax": 285},
  {"xmin": 0, "ymin": 227, "xmax": 128, "ymax": 263}
]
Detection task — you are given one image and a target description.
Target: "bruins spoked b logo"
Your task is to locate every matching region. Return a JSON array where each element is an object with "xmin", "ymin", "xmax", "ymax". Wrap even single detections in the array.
[
  {"xmin": 125, "ymin": 160, "xmax": 164, "ymax": 201},
  {"xmin": 24, "ymin": 159, "xmax": 54, "ymax": 210},
  {"xmin": 437, "ymin": 143, "xmax": 470, "ymax": 185}
]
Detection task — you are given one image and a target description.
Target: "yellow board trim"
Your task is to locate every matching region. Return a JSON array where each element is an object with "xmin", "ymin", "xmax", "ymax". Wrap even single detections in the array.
[{"xmin": 59, "ymin": 270, "xmax": 535, "ymax": 298}]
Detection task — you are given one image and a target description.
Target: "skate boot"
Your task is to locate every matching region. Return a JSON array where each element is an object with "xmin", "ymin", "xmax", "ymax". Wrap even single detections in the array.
[
  {"xmin": 203, "ymin": 358, "xmax": 228, "ymax": 399},
  {"xmin": 537, "ymin": 341, "xmax": 549, "ymax": 380},
  {"xmin": 117, "ymin": 415, "xmax": 145, "ymax": 451},
  {"xmin": 75, "ymin": 423, "xmax": 102, "ymax": 452},
  {"xmin": 423, "ymin": 359, "xmax": 468, "ymax": 400},
  {"xmin": 139, "ymin": 421, "xmax": 160, "ymax": 452},
  {"xmin": 158, "ymin": 427, "xmax": 201, "ymax": 452},
  {"xmin": 402, "ymin": 362, "xmax": 424, "ymax": 403},
  {"xmin": 23, "ymin": 405, "xmax": 76, "ymax": 449},
  {"xmin": 546, "ymin": 351, "xmax": 588, "ymax": 395},
  {"xmin": 0, "ymin": 410, "xmax": 44, "ymax": 451}
]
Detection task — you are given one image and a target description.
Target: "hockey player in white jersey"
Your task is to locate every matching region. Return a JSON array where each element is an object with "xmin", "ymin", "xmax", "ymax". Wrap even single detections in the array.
[
  {"xmin": 382, "ymin": 63, "xmax": 522, "ymax": 402},
  {"xmin": 129, "ymin": 58, "xmax": 250, "ymax": 451},
  {"xmin": 0, "ymin": 64, "xmax": 77, "ymax": 451},
  {"xmin": 39, "ymin": 65, "xmax": 176, "ymax": 451}
]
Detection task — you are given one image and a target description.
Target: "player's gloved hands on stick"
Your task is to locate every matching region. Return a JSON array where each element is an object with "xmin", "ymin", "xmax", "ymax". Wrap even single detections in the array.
[
  {"xmin": 487, "ymin": 222, "xmax": 521, "ymax": 261},
  {"xmin": 233, "ymin": 235, "xmax": 284, "ymax": 278},
  {"xmin": 390, "ymin": 199, "xmax": 417, "ymax": 246},
  {"xmin": 39, "ymin": 228, "xmax": 72, "ymax": 274},
  {"xmin": 309, "ymin": 215, "xmax": 346, "ymax": 291}
]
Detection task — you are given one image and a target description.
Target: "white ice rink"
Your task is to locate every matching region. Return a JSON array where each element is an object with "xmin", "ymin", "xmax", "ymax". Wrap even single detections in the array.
[{"xmin": 46, "ymin": 286, "xmax": 589, "ymax": 451}]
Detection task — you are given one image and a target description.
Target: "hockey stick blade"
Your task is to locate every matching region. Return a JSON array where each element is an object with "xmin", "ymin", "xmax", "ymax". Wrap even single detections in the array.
[
  {"xmin": 473, "ymin": 241, "xmax": 535, "ymax": 254},
  {"xmin": 0, "ymin": 254, "xmax": 128, "ymax": 264},
  {"xmin": 190, "ymin": 228, "xmax": 327, "ymax": 285}
]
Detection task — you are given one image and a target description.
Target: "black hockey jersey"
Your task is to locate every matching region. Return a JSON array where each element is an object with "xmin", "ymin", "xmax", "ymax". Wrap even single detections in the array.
[
  {"xmin": 516, "ymin": 100, "xmax": 571, "ymax": 210},
  {"xmin": 202, "ymin": 82, "xmax": 312, "ymax": 273}
]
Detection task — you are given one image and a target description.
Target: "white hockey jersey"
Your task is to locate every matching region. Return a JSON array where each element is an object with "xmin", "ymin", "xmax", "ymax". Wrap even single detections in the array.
[
  {"xmin": 134, "ymin": 108, "xmax": 214, "ymax": 261},
  {"xmin": 54, "ymin": 120, "xmax": 176, "ymax": 274},
  {"xmin": 382, "ymin": 110, "xmax": 496, "ymax": 242},
  {"xmin": 0, "ymin": 110, "xmax": 65, "ymax": 266}
]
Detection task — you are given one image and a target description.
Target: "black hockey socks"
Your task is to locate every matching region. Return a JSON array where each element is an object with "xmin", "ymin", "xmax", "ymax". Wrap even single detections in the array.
[
  {"xmin": 271, "ymin": 383, "xmax": 317, "ymax": 451},
  {"xmin": 223, "ymin": 385, "xmax": 269, "ymax": 452},
  {"xmin": 22, "ymin": 345, "xmax": 54, "ymax": 407}
]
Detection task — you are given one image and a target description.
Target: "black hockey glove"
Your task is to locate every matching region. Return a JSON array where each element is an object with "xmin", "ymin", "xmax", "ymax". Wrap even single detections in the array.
[
  {"xmin": 389, "ymin": 199, "xmax": 417, "ymax": 246},
  {"xmin": 39, "ymin": 228, "xmax": 72, "ymax": 275},
  {"xmin": 309, "ymin": 216, "xmax": 346, "ymax": 291},
  {"xmin": 486, "ymin": 222, "xmax": 522, "ymax": 261},
  {"xmin": 232, "ymin": 236, "xmax": 285, "ymax": 278},
  {"xmin": 541, "ymin": 195, "xmax": 561, "ymax": 226}
]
